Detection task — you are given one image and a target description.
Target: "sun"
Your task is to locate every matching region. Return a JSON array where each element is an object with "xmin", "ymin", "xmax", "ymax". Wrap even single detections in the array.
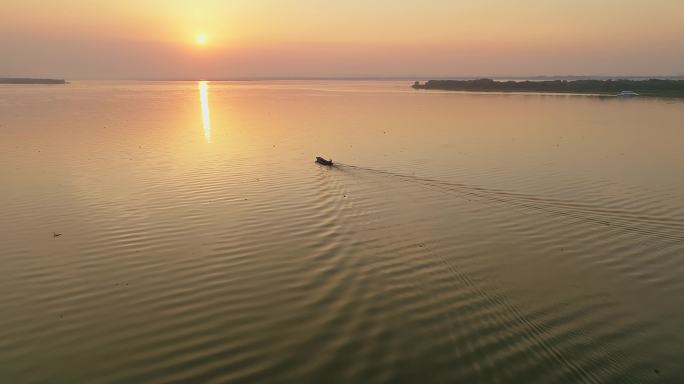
[{"xmin": 195, "ymin": 34, "xmax": 207, "ymax": 45}]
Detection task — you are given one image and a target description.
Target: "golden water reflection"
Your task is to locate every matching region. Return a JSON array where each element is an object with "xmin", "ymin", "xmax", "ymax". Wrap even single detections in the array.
[{"xmin": 199, "ymin": 81, "xmax": 211, "ymax": 143}]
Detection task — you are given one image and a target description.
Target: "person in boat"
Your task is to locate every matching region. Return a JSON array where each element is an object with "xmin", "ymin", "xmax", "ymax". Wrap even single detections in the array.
[{"xmin": 316, "ymin": 157, "xmax": 333, "ymax": 166}]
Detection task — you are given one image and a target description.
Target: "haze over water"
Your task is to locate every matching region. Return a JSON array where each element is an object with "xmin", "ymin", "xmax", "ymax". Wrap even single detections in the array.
[{"xmin": 1, "ymin": 81, "xmax": 684, "ymax": 383}]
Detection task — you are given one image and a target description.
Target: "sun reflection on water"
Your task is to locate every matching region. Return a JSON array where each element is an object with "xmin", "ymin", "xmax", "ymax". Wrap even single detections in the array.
[{"xmin": 199, "ymin": 81, "xmax": 211, "ymax": 143}]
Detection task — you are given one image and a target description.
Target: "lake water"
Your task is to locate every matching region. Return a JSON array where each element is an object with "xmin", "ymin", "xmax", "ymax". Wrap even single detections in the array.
[{"xmin": 1, "ymin": 81, "xmax": 683, "ymax": 383}]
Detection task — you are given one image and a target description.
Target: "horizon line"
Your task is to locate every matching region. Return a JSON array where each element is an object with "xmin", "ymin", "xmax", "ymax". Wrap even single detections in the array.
[{"xmin": 4, "ymin": 75, "xmax": 684, "ymax": 82}]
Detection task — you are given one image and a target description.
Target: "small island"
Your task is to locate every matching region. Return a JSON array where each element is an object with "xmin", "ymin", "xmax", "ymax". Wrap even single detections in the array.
[
  {"xmin": 412, "ymin": 78, "xmax": 684, "ymax": 98},
  {"xmin": 0, "ymin": 78, "xmax": 67, "ymax": 84}
]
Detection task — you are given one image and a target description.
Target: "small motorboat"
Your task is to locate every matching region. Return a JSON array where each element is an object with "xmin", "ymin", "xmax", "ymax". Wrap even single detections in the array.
[{"xmin": 316, "ymin": 156, "xmax": 333, "ymax": 166}]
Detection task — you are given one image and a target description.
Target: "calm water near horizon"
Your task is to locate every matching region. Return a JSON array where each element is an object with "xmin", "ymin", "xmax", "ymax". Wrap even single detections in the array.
[{"xmin": 2, "ymin": 81, "xmax": 684, "ymax": 383}]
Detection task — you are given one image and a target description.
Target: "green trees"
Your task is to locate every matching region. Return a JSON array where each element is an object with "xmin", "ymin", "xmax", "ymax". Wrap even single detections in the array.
[{"xmin": 412, "ymin": 79, "xmax": 684, "ymax": 96}]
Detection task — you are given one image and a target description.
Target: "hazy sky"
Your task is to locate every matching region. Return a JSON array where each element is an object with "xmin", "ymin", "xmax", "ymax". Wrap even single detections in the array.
[{"xmin": 2, "ymin": 0, "xmax": 683, "ymax": 79}]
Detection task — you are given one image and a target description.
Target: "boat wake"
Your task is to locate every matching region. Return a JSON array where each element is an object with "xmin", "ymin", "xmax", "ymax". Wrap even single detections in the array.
[{"xmin": 336, "ymin": 162, "xmax": 684, "ymax": 245}]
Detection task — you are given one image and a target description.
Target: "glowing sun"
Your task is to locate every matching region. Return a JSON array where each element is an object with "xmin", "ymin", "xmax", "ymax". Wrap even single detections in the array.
[{"xmin": 195, "ymin": 34, "xmax": 207, "ymax": 45}]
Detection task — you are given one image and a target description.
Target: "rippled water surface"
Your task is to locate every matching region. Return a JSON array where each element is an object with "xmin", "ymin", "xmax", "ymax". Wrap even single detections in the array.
[{"xmin": 2, "ymin": 81, "xmax": 684, "ymax": 383}]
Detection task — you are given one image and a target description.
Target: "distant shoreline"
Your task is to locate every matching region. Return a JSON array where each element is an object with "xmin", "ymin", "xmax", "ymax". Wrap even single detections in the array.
[
  {"xmin": 92, "ymin": 75, "xmax": 684, "ymax": 82},
  {"xmin": 0, "ymin": 78, "xmax": 67, "ymax": 84},
  {"xmin": 412, "ymin": 79, "xmax": 684, "ymax": 98}
]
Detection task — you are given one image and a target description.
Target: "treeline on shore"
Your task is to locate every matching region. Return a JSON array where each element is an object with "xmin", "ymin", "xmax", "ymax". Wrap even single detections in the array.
[
  {"xmin": 0, "ymin": 78, "xmax": 66, "ymax": 84},
  {"xmin": 412, "ymin": 78, "xmax": 684, "ymax": 96}
]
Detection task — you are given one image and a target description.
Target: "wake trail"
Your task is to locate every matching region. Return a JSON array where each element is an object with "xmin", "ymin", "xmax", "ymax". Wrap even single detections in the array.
[{"xmin": 336, "ymin": 163, "xmax": 684, "ymax": 245}]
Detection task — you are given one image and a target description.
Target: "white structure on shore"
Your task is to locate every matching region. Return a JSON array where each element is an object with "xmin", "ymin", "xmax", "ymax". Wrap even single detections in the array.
[{"xmin": 617, "ymin": 91, "xmax": 639, "ymax": 97}]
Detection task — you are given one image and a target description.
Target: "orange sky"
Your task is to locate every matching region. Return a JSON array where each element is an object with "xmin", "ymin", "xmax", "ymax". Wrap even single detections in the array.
[{"xmin": 2, "ymin": 0, "xmax": 683, "ymax": 79}]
